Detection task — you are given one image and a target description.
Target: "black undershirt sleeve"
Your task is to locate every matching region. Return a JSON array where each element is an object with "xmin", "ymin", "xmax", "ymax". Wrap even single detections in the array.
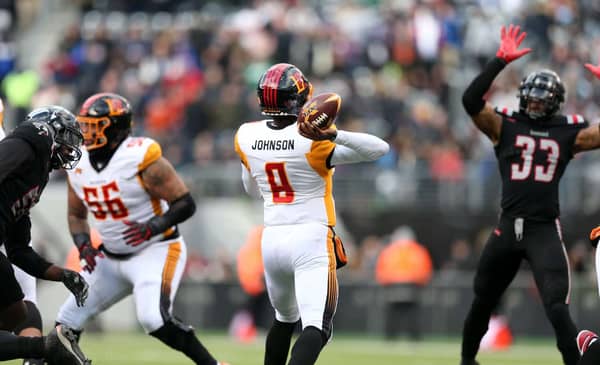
[
  {"xmin": 462, "ymin": 57, "xmax": 507, "ymax": 116},
  {"xmin": 148, "ymin": 193, "xmax": 196, "ymax": 235},
  {"xmin": 5, "ymin": 216, "xmax": 52, "ymax": 278}
]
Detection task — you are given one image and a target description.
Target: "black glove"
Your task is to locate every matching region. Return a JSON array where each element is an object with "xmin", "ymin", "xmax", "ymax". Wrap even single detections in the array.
[
  {"xmin": 122, "ymin": 220, "xmax": 159, "ymax": 246},
  {"xmin": 590, "ymin": 226, "xmax": 600, "ymax": 248},
  {"xmin": 62, "ymin": 269, "xmax": 89, "ymax": 307}
]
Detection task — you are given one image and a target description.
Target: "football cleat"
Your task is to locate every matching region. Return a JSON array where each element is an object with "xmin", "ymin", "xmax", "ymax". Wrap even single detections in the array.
[
  {"xmin": 577, "ymin": 329, "xmax": 599, "ymax": 356},
  {"xmin": 460, "ymin": 360, "xmax": 480, "ymax": 365},
  {"xmin": 45, "ymin": 325, "xmax": 91, "ymax": 365}
]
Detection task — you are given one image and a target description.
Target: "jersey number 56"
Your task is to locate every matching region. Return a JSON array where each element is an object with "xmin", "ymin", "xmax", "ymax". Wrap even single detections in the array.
[{"xmin": 83, "ymin": 181, "xmax": 129, "ymax": 220}]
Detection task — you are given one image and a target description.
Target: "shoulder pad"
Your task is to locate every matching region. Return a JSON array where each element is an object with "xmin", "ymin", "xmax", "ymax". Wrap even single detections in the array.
[
  {"xmin": 122, "ymin": 137, "xmax": 161, "ymax": 172},
  {"xmin": 550, "ymin": 114, "xmax": 589, "ymax": 128},
  {"xmin": 565, "ymin": 114, "xmax": 586, "ymax": 125},
  {"xmin": 494, "ymin": 107, "xmax": 516, "ymax": 117},
  {"xmin": 8, "ymin": 124, "xmax": 53, "ymax": 153}
]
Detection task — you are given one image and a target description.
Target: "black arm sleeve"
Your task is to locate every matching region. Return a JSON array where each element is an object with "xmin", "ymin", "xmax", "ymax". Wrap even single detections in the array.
[
  {"xmin": 5, "ymin": 216, "xmax": 52, "ymax": 278},
  {"xmin": 148, "ymin": 192, "xmax": 196, "ymax": 234},
  {"xmin": 462, "ymin": 57, "xmax": 507, "ymax": 116},
  {"xmin": 0, "ymin": 138, "xmax": 35, "ymax": 184}
]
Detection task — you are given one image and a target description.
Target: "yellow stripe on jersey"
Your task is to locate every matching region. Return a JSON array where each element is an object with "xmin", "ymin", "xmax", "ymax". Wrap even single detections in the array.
[
  {"xmin": 234, "ymin": 130, "xmax": 250, "ymax": 171},
  {"xmin": 161, "ymin": 241, "xmax": 182, "ymax": 297},
  {"xmin": 306, "ymin": 140, "xmax": 336, "ymax": 225},
  {"xmin": 136, "ymin": 174, "xmax": 175, "ymax": 237},
  {"xmin": 138, "ymin": 141, "xmax": 162, "ymax": 172},
  {"xmin": 305, "ymin": 140, "xmax": 335, "ymax": 177},
  {"xmin": 323, "ymin": 228, "xmax": 338, "ymax": 338}
]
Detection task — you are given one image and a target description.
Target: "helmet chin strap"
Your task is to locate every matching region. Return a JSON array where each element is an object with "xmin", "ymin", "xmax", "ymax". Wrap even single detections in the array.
[{"xmin": 88, "ymin": 134, "xmax": 128, "ymax": 171}]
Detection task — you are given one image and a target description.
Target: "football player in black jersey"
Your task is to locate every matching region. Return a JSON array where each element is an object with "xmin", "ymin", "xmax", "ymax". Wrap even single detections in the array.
[
  {"xmin": 459, "ymin": 24, "xmax": 600, "ymax": 365},
  {"xmin": 0, "ymin": 106, "xmax": 91, "ymax": 365}
]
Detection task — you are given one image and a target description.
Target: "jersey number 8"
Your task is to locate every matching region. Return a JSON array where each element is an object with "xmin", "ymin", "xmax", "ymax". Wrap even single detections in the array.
[{"xmin": 265, "ymin": 162, "xmax": 295, "ymax": 203}]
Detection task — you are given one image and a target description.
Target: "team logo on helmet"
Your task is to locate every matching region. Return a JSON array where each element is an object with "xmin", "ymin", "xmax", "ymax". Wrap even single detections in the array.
[{"xmin": 257, "ymin": 63, "xmax": 313, "ymax": 117}]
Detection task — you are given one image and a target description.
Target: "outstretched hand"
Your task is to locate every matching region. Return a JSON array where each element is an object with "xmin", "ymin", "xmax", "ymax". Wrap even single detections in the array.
[
  {"xmin": 496, "ymin": 24, "xmax": 531, "ymax": 63},
  {"xmin": 585, "ymin": 63, "xmax": 600, "ymax": 80}
]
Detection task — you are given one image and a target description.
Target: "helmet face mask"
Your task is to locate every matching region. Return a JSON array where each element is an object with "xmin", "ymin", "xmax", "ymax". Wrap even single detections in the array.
[
  {"xmin": 518, "ymin": 69, "xmax": 565, "ymax": 120},
  {"xmin": 77, "ymin": 93, "xmax": 132, "ymax": 151},
  {"xmin": 26, "ymin": 106, "xmax": 84, "ymax": 170},
  {"xmin": 257, "ymin": 63, "xmax": 313, "ymax": 117}
]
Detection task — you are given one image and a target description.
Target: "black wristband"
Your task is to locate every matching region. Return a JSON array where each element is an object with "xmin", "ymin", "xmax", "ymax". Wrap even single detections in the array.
[
  {"xmin": 72, "ymin": 232, "xmax": 91, "ymax": 249},
  {"xmin": 462, "ymin": 57, "xmax": 507, "ymax": 116}
]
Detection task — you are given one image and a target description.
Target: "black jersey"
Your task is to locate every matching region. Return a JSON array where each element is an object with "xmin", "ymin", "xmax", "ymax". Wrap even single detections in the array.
[
  {"xmin": 494, "ymin": 108, "xmax": 587, "ymax": 221},
  {"xmin": 0, "ymin": 123, "xmax": 53, "ymax": 235}
]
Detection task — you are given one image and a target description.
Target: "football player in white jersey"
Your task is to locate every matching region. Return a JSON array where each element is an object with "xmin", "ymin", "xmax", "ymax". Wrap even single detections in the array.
[
  {"xmin": 0, "ymin": 99, "xmax": 45, "ymax": 365},
  {"xmin": 55, "ymin": 93, "xmax": 226, "ymax": 365},
  {"xmin": 235, "ymin": 63, "xmax": 389, "ymax": 365}
]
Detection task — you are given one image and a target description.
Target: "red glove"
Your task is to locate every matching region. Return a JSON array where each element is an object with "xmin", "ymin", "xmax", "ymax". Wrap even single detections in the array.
[
  {"xmin": 496, "ymin": 24, "xmax": 531, "ymax": 63},
  {"xmin": 73, "ymin": 233, "xmax": 103, "ymax": 273},
  {"xmin": 122, "ymin": 220, "xmax": 156, "ymax": 246},
  {"xmin": 585, "ymin": 63, "xmax": 600, "ymax": 80},
  {"xmin": 79, "ymin": 243, "xmax": 104, "ymax": 273}
]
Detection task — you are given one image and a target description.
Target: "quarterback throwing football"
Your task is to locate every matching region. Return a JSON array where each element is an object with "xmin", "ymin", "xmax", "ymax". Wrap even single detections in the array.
[{"xmin": 235, "ymin": 63, "xmax": 389, "ymax": 365}]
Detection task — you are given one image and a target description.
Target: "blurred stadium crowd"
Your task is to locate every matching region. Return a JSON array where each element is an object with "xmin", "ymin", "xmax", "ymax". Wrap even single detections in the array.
[
  {"xmin": 3, "ymin": 0, "xmax": 600, "ymax": 173},
  {"xmin": 0, "ymin": 0, "xmax": 600, "ymax": 283}
]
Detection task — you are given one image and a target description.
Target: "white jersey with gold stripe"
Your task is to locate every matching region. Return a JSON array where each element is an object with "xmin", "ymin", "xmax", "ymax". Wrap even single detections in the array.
[
  {"xmin": 67, "ymin": 136, "xmax": 172, "ymax": 254},
  {"xmin": 235, "ymin": 120, "xmax": 336, "ymax": 227}
]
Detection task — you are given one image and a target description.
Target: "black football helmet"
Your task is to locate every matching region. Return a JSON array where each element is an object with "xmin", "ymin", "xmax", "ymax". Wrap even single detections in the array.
[
  {"xmin": 257, "ymin": 63, "xmax": 313, "ymax": 117},
  {"xmin": 77, "ymin": 93, "xmax": 132, "ymax": 151},
  {"xmin": 518, "ymin": 69, "xmax": 565, "ymax": 119},
  {"xmin": 25, "ymin": 106, "xmax": 83, "ymax": 170}
]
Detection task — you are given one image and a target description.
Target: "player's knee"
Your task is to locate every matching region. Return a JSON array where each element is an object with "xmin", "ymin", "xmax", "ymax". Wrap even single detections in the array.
[
  {"xmin": 0, "ymin": 300, "xmax": 27, "ymax": 331},
  {"xmin": 13, "ymin": 300, "xmax": 42, "ymax": 334}
]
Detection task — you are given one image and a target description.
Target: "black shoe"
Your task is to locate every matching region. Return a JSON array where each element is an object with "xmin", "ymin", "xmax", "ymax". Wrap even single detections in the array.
[
  {"xmin": 45, "ymin": 325, "xmax": 91, "ymax": 365},
  {"xmin": 23, "ymin": 359, "xmax": 45, "ymax": 365},
  {"xmin": 460, "ymin": 360, "xmax": 480, "ymax": 365}
]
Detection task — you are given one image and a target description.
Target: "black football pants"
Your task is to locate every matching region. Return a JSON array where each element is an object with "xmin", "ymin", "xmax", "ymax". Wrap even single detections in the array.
[{"xmin": 461, "ymin": 215, "xmax": 579, "ymax": 365}]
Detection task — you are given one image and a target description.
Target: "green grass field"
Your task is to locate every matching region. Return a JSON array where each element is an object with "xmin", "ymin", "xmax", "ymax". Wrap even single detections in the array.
[{"xmin": 5, "ymin": 332, "xmax": 565, "ymax": 365}]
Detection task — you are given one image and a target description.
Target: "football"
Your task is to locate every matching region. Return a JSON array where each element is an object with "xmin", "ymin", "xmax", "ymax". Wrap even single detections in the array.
[{"xmin": 297, "ymin": 92, "xmax": 342, "ymax": 129}]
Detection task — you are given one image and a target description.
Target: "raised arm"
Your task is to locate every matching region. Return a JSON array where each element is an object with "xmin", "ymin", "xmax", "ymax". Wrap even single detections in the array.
[
  {"xmin": 298, "ymin": 122, "xmax": 389, "ymax": 165},
  {"xmin": 575, "ymin": 63, "xmax": 600, "ymax": 152},
  {"xmin": 462, "ymin": 24, "xmax": 531, "ymax": 144}
]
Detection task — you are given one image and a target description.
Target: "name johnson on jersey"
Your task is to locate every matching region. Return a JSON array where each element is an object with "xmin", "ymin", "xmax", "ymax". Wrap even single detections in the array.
[{"xmin": 251, "ymin": 139, "xmax": 295, "ymax": 151}]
